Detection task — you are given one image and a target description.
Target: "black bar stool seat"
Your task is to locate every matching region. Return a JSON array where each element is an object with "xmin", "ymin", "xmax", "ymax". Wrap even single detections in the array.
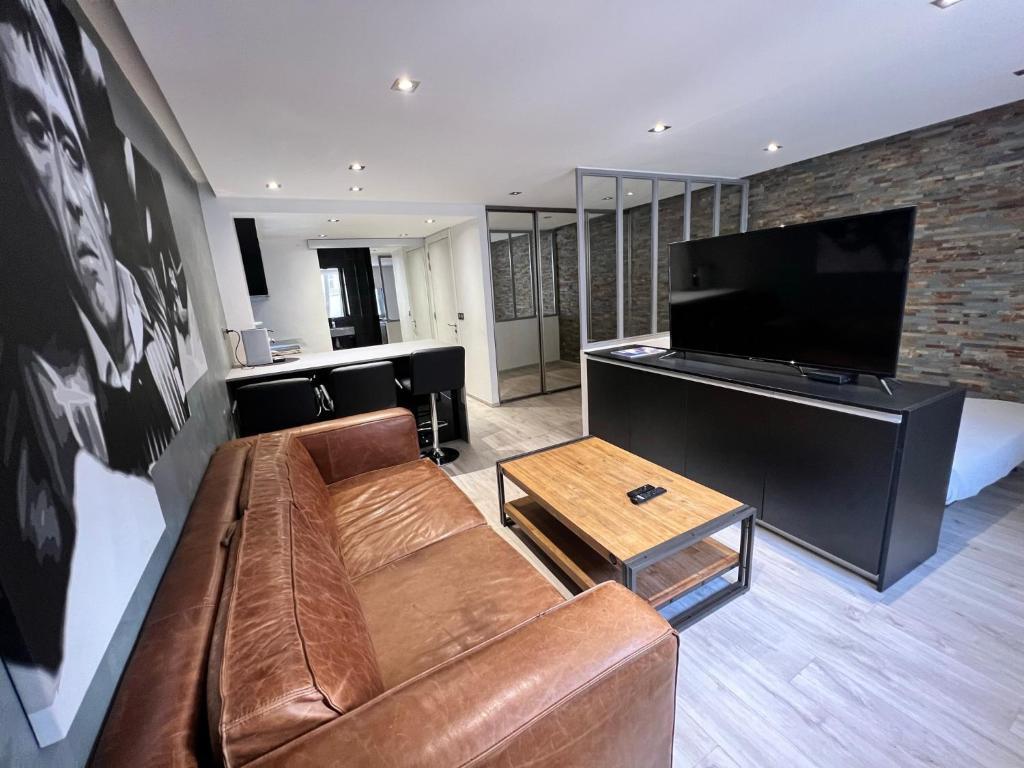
[
  {"xmin": 234, "ymin": 378, "xmax": 319, "ymax": 437},
  {"xmin": 399, "ymin": 346, "xmax": 465, "ymax": 465},
  {"xmin": 329, "ymin": 361, "xmax": 397, "ymax": 418}
]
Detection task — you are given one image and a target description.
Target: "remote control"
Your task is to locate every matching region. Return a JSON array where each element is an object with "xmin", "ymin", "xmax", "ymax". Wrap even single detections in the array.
[
  {"xmin": 627, "ymin": 485, "xmax": 666, "ymax": 504},
  {"xmin": 627, "ymin": 484, "xmax": 654, "ymax": 498}
]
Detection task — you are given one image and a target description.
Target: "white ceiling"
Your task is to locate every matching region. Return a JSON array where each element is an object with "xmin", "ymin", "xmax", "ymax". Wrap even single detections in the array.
[
  {"xmin": 114, "ymin": 0, "xmax": 1024, "ymax": 208},
  {"xmin": 252, "ymin": 212, "xmax": 470, "ymax": 240}
]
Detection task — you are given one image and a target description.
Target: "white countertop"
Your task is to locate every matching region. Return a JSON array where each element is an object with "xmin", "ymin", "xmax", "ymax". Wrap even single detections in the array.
[{"xmin": 225, "ymin": 338, "xmax": 454, "ymax": 382}]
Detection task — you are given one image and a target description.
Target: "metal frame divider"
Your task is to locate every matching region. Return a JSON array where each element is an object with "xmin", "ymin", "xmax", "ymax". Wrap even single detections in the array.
[
  {"xmin": 614, "ymin": 176, "xmax": 624, "ymax": 339},
  {"xmin": 531, "ymin": 210, "xmax": 546, "ymax": 394},
  {"xmin": 650, "ymin": 178, "xmax": 660, "ymax": 335},
  {"xmin": 576, "ymin": 167, "xmax": 749, "ymax": 349}
]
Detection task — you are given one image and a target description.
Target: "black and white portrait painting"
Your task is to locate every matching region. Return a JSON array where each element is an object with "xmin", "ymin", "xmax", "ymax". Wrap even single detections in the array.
[{"xmin": 0, "ymin": 0, "xmax": 206, "ymax": 746}]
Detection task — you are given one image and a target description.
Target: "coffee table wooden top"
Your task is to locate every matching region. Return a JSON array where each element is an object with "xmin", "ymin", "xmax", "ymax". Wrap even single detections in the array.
[{"xmin": 500, "ymin": 437, "xmax": 746, "ymax": 562}]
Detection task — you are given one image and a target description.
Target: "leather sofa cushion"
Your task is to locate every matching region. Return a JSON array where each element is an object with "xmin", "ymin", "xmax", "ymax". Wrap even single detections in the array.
[
  {"xmin": 353, "ymin": 525, "xmax": 564, "ymax": 688},
  {"xmin": 329, "ymin": 458, "xmax": 485, "ymax": 579},
  {"xmin": 293, "ymin": 408, "xmax": 420, "ymax": 484},
  {"xmin": 208, "ymin": 434, "xmax": 383, "ymax": 766}
]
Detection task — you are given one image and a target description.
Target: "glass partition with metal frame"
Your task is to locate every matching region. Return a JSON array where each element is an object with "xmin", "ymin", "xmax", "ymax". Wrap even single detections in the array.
[{"xmin": 574, "ymin": 168, "xmax": 748, "ymax": 348}]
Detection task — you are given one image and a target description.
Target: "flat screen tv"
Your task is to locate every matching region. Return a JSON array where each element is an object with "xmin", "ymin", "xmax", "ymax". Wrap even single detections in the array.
[{"xmin": 669, "ymin": 207, "xmax": 915, "ymax": 378}]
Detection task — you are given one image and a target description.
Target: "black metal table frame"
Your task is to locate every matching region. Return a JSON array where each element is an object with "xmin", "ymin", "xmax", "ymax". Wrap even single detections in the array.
[{"xmin": 496, "ymin": 436, "xmax": 755, "ymax": 631}]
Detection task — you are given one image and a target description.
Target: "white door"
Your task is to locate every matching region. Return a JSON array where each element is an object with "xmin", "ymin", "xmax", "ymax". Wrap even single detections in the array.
[
  {"xmin": 405, "ymin": 247, "xmax": 434, "ymax": 339},
  {"xmin": 426, "ymin": 234, "xmax": 460, "ymax": 345}
]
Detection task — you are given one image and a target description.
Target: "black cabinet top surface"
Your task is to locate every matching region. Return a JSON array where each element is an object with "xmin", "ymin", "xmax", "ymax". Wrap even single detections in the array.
[{"xmin": 586, "ymin": 347, "xmax": 964, "ymax": 414}]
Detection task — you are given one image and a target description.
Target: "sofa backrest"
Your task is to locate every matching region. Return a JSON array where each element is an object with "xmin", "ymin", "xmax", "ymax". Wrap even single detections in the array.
[
  {"xmin": 206, "ymin": 433, "xmax": 384, "ymax": 767},
  {"xmin": 92, "ymin": 438, "xmax": 253, "ymax": 768}
]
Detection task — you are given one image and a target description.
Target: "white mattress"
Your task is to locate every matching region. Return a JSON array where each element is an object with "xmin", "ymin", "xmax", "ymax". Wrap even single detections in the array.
[{"xmin": 946, "ymin": 398, "xmax": 1024, "ymax": 505}]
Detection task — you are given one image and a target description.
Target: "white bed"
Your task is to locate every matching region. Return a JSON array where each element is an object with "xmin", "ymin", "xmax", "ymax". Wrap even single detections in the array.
[{"xmin": 946, "ymin": 397, "xmax": 1024, "ymax": 505}]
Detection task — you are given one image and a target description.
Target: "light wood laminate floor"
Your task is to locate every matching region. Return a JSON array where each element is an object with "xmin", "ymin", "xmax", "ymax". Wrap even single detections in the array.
[{"xmin": 448, "ymin": 389, "xmax": 1024, "ymax": 768}]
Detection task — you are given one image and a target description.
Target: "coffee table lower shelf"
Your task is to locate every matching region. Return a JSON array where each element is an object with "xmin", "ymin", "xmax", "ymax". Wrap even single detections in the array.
[{"xmin": 504, "ymin": 496, "xmax": 739, "ymax": 611}]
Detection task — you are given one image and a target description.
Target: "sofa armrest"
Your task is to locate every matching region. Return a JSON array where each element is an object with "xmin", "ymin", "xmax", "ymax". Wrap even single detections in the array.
[
  {"xmin": 288, "ymin": 408, "xmax": 420, "ymax": 484},
  {"xmin": 250, "ymin": 583, "xmax": 678, "ymax": 768}
]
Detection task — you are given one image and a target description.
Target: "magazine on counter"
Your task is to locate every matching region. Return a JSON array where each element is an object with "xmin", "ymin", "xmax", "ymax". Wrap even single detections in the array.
[{"xmin": 609, "ymin": 345, "xmax": 666, "ymax": 359}]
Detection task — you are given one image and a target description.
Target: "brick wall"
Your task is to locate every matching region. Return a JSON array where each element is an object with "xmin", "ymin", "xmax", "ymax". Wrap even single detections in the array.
[
  {"xmin": 743, "ymin": 100, "xmax": 1024, "ymax": 400},
  {"xmin": 490, "ymin": 233, "xmax": 536, "ymax": 321},
  {"xmin": 554, "ymin": 225, "xmax": 580, "ymax": 360},
  {"xmin": 489, "ymin": 237, "xmax": 514, "ymax": 321},
  {"xmin": 538, "ymin": 231, "xmax": 556, "ymax": 314}
]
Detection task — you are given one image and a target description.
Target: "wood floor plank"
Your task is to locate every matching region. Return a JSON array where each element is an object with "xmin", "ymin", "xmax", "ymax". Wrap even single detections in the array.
[
  {"xmin": 691, "ymin": 746, "xmax": 741, "ymax": 768},
  {"xmin": 791, "ymin": 659, "xmax": 987, "ymax": 768},
  {"xmin": 673, "ymin": 708, "xmax": 719, "ymax": 768},
  {"xmin": 805, "ymin": 618, "xmax": 1024, "ymax": 765},
  {"xmin": 1012, "ymin": 709, "xmax": 1024, "ymax": 742}
]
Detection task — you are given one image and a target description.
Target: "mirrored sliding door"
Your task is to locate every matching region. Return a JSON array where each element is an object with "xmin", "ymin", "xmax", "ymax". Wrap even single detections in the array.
[{"xmin": 487, "ymin": 208, "xmax": 581, "ymax": 402}]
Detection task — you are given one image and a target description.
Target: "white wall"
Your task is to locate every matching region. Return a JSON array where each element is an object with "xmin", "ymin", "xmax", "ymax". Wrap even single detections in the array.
[
  {"xmin": 392, "ymin": 251, "xmax": 416, "ymax": 342},
  {"xmin": 249, "ymin": 236, "xmax": 333, "ymax": 352},
  {"xmin": 375, "ymin": 263, "xmax": 400, "ymax": 321},
  {"xmin": 495, "ymin": 316, "xmax": 561, "ymax": 371},
  {"xmin": 384, "ymin": 320, "xmax": 402, "ymax": 343},
  {"xmin": 198, "ymin": 186, "xmax": 253, "ymax": 333},
  {"xmin": 451, "ymin": 218, "xmax": 500, "ymax": 404}
]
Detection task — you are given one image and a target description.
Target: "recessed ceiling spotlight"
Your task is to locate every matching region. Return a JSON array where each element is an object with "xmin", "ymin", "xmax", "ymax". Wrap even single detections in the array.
[
  {"xmin": 602, "ymin": 196, "xmax": 613, "ymax": 201},
  {"xmin": 508, "ymin": 191, "xmax": 522, "ymax": 196},
  {"xmin": 764, "ymin": 142, "xmax": 782, "ymax": 152},
  {"xmin": 425, "ymin": 218, "xmax": 435, "ymax": 224},
  {"xmin": 391, "ymin": 76, "xmax": 420, "ymax": 93},
  {"xmin": 348, "ymin": 162, "xmax": 366, "ymax": 171},
  {"xmin": 349, "ymin": 185, "xmax": 363, "ymax": 192},
  {"xmin": 930, "ymin": 0, "xmax": 963, "ymax": 7},
  {"xmin": 318, "ymin": 234, "xmax": 327, "ymax": 238},
  {"xmin": 265, "ymin": 181, "xmax": 281, "ymax": 190},
  {"xmin": 327, "ymin": 217, "xmax": 340, "ymax": 223},
  {"xmin": 648, "ymin": 122, "xmax": 671, "ymax": 133},
  {"xmin": 626, "ymin": 191, "xmax": 634, "ymax": 196},
  {"xmin": 1015, "ymin": 68, "xmax": 1024, "ymax": 77}
]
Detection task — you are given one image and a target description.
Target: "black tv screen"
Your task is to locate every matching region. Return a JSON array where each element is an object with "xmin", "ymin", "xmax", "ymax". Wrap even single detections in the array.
[{"xmin": 669, "ymin": 207, "xmax": 914, "ymax": 378}]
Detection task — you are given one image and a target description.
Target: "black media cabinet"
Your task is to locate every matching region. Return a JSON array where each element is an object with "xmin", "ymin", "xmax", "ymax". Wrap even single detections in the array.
[{"xmin": 584, "ymin": 348, "xmax": 965, "ymax": 591}]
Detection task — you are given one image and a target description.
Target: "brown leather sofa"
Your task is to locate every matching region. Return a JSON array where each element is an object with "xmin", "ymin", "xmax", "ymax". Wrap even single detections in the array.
[{"xmin": 93, "ymin": 408, "xmax": 678, "ymax": 767}]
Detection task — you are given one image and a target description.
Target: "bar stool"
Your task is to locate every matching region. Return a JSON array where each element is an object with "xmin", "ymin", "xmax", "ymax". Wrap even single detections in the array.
[
  {"xmin": 399, "ymin": 346, "xmax": 464, "ymax": 465},
  {"xmin": 328, "ymin": 361, "xmax": 397, "ymax": 418},
  {"xmin": 234, "ymin": 378, "xmax": 320, "ymax": 437}
]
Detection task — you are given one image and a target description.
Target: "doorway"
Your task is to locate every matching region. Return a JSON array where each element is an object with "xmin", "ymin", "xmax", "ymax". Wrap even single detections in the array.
[
  {"xmin": 317, "ymin": 247, "xmax": 382, "ymax": 348},
  {"xmin": 487, "ymin": 208, "xmax": 581, "ymax": 402},
  {"xmin": 426, "ymin": 232, "xmax": 460, "ymax": 345},
  {"xmin": 370, "ymin": 249, "xmax": 402, "ymax": 343},
  {"xmin": 403, "ymin": 245, "xmax": 434, "ymax": 340}
]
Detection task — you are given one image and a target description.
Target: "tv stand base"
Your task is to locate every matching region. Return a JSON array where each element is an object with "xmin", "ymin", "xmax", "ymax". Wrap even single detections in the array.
[{"xmin": 802, "ymin": 368, "xmax": 857, "ymax": 385}]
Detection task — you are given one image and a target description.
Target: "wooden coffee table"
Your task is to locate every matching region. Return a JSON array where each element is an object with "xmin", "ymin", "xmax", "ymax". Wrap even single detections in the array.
[{"xmin": 497, "ymin": 436, "xmax": 755, "ymax": 629}]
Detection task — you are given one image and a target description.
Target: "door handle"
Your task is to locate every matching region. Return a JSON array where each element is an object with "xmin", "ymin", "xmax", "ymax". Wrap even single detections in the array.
[{"xmin": 447, "ymin": 323, "xmax": 458, "ymax": 329}]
